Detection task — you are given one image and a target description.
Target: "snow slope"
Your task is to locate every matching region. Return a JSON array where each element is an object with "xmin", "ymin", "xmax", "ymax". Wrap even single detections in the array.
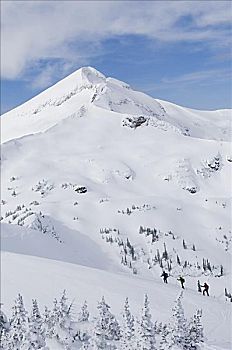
[
  {"xmin": 1, "ymin": 67, "xmax": 231, "ymax": 349},
  {"xmin": 1, "ymin": 251, "xmax": 231, "ymax": 349}
]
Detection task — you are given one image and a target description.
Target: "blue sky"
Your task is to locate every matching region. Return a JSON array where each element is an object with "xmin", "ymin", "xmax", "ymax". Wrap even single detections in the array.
[{"xmin": 1, "ymin": 1, "xmax": 231, "ymax": 113}]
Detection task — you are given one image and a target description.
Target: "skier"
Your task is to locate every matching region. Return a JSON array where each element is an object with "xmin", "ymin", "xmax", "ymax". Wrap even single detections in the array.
[
  {"xmin": 201, "ymin": 282, "xmax": 209, "ymax": 296},
  {"xmin": 177, "ymin": 276, "xmax": 185, "ymax": 289},
  {"xmin": 161, "ymin": 271, "xmax": 169, "ymax": 284}
]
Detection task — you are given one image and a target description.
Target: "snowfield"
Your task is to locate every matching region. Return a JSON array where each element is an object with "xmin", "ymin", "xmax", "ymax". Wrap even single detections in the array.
[{"xmin": 1, "ymin": 67, "xmax": 231, "ymax": 349}]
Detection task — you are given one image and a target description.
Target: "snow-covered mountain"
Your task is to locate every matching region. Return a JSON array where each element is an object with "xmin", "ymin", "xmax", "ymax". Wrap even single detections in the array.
[
  {"xmin": 2, "ymin": 67, "xmax": 231, "ymax": 143},
  {"xmin": 1, "ymin": 67, "xmax": 231, "ymax": 349}
]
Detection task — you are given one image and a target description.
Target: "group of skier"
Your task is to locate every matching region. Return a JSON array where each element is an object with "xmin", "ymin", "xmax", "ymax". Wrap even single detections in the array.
[{"xmin": 160, "ymin": 270, "xmax": 210, "ymax": 296}]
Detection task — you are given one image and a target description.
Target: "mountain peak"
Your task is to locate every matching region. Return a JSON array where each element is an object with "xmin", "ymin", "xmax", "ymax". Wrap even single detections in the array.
[
  {"xmin": 56, "ymin": 66, "xmax": 106, "ymax": 89},
  {"xmin": 78, "ymin": 66, "xmax": 106, "ymax": 84}
]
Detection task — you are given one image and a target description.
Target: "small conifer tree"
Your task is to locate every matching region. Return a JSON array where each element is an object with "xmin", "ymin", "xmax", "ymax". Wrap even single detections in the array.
[
  {"xmin": 120, "ymin": 297, "xmax": 135, "ymax": 349},
  {"xmin": 95, "ymin": 296, "xmax": 121, "ymax": 348},
  {"xmin": 170, "ymin": 292, "xmax": 188, "ymax": 348},
  {"xmin": 137, "ymin": 294, "xmax": 156, "ymax": 350},
  {"xmin": 78, "ymin": 301, "xmax": 89, "ymax": 322},
  {"xmin": 186, "ymin": 309, "xmax": 204, "ymax": 349},
  {"xmin": 23, "ymin": 299, "xmax": 46, "ymax": 350},
  {"xmin": 8, "ymin": 294, "xmax": 28, "ymax": 349}
]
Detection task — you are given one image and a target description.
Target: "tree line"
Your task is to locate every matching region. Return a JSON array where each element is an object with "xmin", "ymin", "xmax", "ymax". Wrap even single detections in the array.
[{"xmin": 0, "ymin": 291, "xmax": 204, "ymax": 349}]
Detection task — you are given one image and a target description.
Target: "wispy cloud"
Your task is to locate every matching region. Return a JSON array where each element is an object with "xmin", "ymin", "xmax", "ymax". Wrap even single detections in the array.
[
  {"xmin": 134, "ymin": 68, "xmax": 231, "ymax": 96},
  {"xmin": 1, "ymin": 0, "xmax": 231, "ymax": 87},
  {"xmin": 161, "ymin": 68, "xmax": 231, "ymax": 85}
]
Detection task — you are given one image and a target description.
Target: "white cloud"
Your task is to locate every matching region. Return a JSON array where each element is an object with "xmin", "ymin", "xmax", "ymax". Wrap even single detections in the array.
[{"xmin": 1, "ymin": 1, "xmax": 231, "ymax": 83}]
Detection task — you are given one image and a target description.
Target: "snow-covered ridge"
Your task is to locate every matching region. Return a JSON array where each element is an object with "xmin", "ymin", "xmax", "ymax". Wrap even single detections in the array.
[
  {"xmin": 6, "ymin": 67, "xmax": 106, "ymax": 116},
  {"xmin": 1, "ymin": 66, "xmax": 231, "ymax": 143},
  {"xmin": 157, "ymin": 99, "xmax": 232, "ymax": 142}
]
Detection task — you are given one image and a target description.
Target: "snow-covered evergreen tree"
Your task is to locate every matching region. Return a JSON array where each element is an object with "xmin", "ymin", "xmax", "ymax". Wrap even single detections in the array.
[
  {"xmin": 43, "ymin": 306, "xmax": 53, "ymax": 338},
  {"xmin": 47, "ymin": 298, "xmax": 59, "ymax": 338},
  {"xmin": 43, "ymin": 295, "xmax": 73, "ymax": 348},
  {"xmin": 120, "ymin": 297, "xmax": 135, "ymax": 349},
  {"xmin": 159, "ymin": 323, "xmax": 171, "ymax": 350},
  {"xmin": 170, "ymin": 292, "xmax": 188, "ymax": 349},
  {"xmin": 0, "ymin": 329, "xmax": 10, "ymax": 350},
  {"xmin": 7, "ymin": 294, "xmax": 28, "ymax": 349},
  {"xmin": 0, "ymin": 307, "xmax": 9, "ymax": 337},
  {"xmin": 55, "ymin": 291, "xmax": 73, "ymax": 349},
  {"xmin": 0, "ymin": 307, "xmax": 10, "ymax": 350},
  {"xmin": 44, "ymin": 291, "xmax": 72, "ymax": 341},
  {"xmin": 58, "ymin": 290, "xmax": 73, "ymax": 330},
  {"xmin": 185, "ymin": 309, "xmax": 204, "ymax": 349},
  {"xmin": 22, "ymin": 299, "xmax": 46, "ymax": 350},
  {"xmin": 137, "ymin": 294, "xmax": 156, "ymax": 350},
  {"xmin": 95, "ymin": 296, "xmax": 121, "ymax": 348},
  {"xmin": 78, "ymin": 301, "xmax": 90, "ymax": 322}
]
